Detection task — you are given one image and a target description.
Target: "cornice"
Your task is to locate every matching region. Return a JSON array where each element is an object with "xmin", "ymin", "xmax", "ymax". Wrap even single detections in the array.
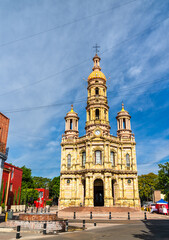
[{"xmin": 61, "ymin": 169, "xmax": 137, "ymax": 175}]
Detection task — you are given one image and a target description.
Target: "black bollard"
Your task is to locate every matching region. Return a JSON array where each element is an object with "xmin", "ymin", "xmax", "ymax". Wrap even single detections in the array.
[
  {"xmin": 94, "ymin": 222, "xmax": 96, "ymax": 226},
  {"xmin": 128, "ymin": 212, "xmax": 130, "ymax": 220},
  {"xmin": 44, "ymin": 207, "xmax": 46, "ymax": 213},
  {"xmin": 36, "ymin": 207, "xmax": 38, "ymax": 213},
  {"xmin": 31, "ymin": 207, "xmax": 33, "ymax": 213},
  {"xmin": 65, "ymin": 220, "xmax": 68, "ymax": 232},
  {"xmin": 43, "ymin": 223, "xmax": 47, "ymax": 235},
  {"xmin": 48, "ymin": 206, "xmax": 50, "ymax": 213},
  {"xmin": 16, "ymin": 225, "xmax": 21, "ymax": 239},
  {"xmin": 25, "ymin": 207, "xmax": 26, "ymax": 213},
  {"xmin": 90, "ymin": 212, "xmax": 92, "ymax": 219},
  {"xmin": 74, "ymin": 212, "xmax": 76, "ymax": 219},
  {"xmin": 56, "ymin": 211, "xmax": 58, "ymax": 217},
  {"xmin": 109, "ymin": 212, "xmax": 111, "ymax": 220},
  {"xmin": 41, "ymin": 208, "xmax": 43, "ymax": 213},
  {"xmin": 144, "ymin": 212, "xmax": 147, "ymax": 220},
  {"xmin": 83, "ymin": 220, "xmax": 85, "ymax": 229}
]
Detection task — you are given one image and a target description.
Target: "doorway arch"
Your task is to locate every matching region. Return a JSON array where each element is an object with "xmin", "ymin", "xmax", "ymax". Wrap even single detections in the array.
[{"xmin": 94, "ymin": 179, "xmax": 104, "ymax": 206}]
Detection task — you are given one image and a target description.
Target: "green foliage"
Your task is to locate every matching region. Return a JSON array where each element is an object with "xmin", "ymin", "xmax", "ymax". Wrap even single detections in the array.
[
  {"xmin": 13, "ymin": 190, "xmax": 16, "ymax": 205},
  {"xmin": 33, "ymin": 176, "xmax": 51, "ymax": 189},
  {"xmin": 17, "ymin": 187, "xmax": 20, "ymax": 205},
  {"xmin": 46, "ymin": 200, "xmax": 52, "ymax": 206},
  {"xmin": 0, "ymin": 180, "xmax": 4, "ymax": 204},
  {"xmin": 138, "ymin": 172, "xmax": 158, "ymax": 203},
  {"xmin": 3, "ymin": 182, "xmax": 7, "ymax": 204},
  {"xmin": 158, "ymin": 162, "xmax": 169, "ymax": 195},
  {"xmin": 49, "ymin": 176, "xmax": 60, "ymax": 199},
  {"xmin": 21, "ymin": 166, "xmax": 34, "ymax": 189},
  {"xmin": 21, "ymin": 188, "xmax": 39, "ymax": 205},
  {"xmin": 1, "ymin": 203, "xmax": 5, "ymax": 211}
]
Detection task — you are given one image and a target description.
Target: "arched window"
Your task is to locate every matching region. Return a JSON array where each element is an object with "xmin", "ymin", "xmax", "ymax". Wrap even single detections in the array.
[
  {"xmin": 95, "ymin": 87, "xmax": 99, "ymax": 95},
  {"xmin": 110, "ymin": 151, "xmax": 115, "ymax": 166},
  {"xmin": 70, "ymin": 119, "xmax": 73, "ymax": 130},
  {"xmin": 82, "ymin": 152, "xmax": 86, "ymax": 166},
  {"xmin": 126, "ymin": 154, "xmax": 130, "ymax": 168},
  {"xmin": 67, "ymin": 154, "xmax": 71, "ymax": 168},
  {"xmin": 95, "ymin": 109, "xmax": 99, "ymax": 120},
  {"xmin": 123, "ymin": 119, "xmax": 126, "ymax": 129},
  {"xmin": 95, "ymin": 150, "xmax": 102, "ymax": 164}
]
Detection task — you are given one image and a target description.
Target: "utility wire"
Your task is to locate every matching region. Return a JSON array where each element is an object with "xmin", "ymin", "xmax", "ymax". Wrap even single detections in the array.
[
  {"xmin": 0, "ymin": 11, "xmax": 169, "ymax": 98},
  {"xmin": 0, "ymin": 0, "xmax": 139, "ymax": 48},
  {"xmin": 1, "ymin": 75, "xmax": 169, "ymax": 114}
]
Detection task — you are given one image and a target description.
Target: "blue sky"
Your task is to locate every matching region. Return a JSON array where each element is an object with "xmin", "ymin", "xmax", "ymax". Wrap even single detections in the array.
[{"xmin": 0, "ymin": 0, "xmax": 169, "ymax": 178}]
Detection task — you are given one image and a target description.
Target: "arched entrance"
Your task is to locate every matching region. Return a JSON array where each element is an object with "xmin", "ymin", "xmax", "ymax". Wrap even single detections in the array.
[{"xmin": 94, "ymin": 179, "xmax": 104, "ymax": 206}]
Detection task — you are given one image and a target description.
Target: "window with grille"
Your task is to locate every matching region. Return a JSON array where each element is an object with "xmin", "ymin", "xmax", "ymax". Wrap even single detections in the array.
[
  {"xmin": 95, "ymin": 150, "xmax": 102, "ymax": 164},
  {"xmin": 67, "ymin": 154, "xmax": 71, "ymax": 168},
  {"xmin": 82, "ymin": 152, "xmax": 86, "ymax": 166},
  {"xmin": 126, "ymin": 154, "xmax": 130, "ymax": 168},
  {"xmin": 110, "ymin": 151, "xmax": 115, "ymax": 166}
]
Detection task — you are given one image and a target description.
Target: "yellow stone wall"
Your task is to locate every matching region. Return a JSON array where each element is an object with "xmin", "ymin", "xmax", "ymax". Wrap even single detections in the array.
[{"xmin": 59, "ymin": 135, "xmax": 140, "ymax": 208}]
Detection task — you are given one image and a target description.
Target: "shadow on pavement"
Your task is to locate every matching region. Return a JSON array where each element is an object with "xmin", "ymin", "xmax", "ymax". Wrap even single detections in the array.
[{"xmin": 133, "ymin": 219, "xmax": 169, "ymax": 240}]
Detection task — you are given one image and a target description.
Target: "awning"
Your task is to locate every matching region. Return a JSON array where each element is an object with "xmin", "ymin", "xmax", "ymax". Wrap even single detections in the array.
[{"xmin": 156, "ymin": 199, "xmax": 168, "ymax": 204}]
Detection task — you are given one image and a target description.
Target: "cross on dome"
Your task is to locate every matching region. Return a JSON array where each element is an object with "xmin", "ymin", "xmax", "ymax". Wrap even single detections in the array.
[{"xmin": 93, "ymin": 44, "xmax": 100, "ymax": 54}]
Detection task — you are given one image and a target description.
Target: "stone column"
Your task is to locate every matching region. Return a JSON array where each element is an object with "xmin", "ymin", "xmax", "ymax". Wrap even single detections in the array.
[{"xmin": 89, "ymin": 176, "xmax": 93, "ymax": 206}]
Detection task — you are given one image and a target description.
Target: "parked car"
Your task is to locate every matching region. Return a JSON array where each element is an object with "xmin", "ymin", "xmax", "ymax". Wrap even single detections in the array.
[{"xmin": 148, "ymin": 203, "xmax": 158, "ymax": 213}]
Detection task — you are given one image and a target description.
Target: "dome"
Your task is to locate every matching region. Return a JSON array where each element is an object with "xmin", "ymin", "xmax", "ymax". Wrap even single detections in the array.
[{"xmin": 88, "ymin": 70, "xmax": 106, "ymax": 81}]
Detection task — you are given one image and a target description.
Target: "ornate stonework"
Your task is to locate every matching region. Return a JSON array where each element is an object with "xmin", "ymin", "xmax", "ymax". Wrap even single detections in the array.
[{"xmin": 59, "ymin": 54, "xmax": 140, "ymax": 208}]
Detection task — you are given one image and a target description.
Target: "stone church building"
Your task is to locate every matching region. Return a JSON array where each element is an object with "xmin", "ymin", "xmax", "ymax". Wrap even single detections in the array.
[{"xmin": 59, "ymin": 54, "xmax": 140, "ymax": 208}]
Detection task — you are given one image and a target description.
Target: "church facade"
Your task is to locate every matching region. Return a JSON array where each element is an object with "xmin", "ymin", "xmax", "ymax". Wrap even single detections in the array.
[{"xmin": 59, "ymin": 54, "xmax": 140, "ymax": 208}]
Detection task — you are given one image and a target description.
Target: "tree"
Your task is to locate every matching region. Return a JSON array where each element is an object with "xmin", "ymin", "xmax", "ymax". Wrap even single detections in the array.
[
  {"xmin": 21, "ymin": 188, "xmax": 39, "ymax": 205},
  {"xmin": 0, "ymin": 180, "xmax": 4, "ymax": 204},
  {"xmin": 17, "ymin": 187, "xmax": 20, "ymax": 205},
  {"xmin": 21, "ymin": 166, "xmax": 34, "ymax": 189},
  {"xmin": 49, "ymin": 176, "xmax": 60, "ymax": 202},
  {"xmin": 33, "ymin": 177, "xmax": 51, "ymax": 189},
  {"xmin": 138, "ymin": 173, "xmax": 158, "ymax": 203},
  {"xmin": 158, "ymin": 162, "xmax": 169, "ymax": 200}
]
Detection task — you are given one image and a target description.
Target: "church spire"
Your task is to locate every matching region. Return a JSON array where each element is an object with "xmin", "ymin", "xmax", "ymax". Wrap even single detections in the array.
[
  {"xmin": 85, "ymin": 54, "xmax": 110, "ymax": 135},
  {"xmin": 92, "ymin": 54, "xmax": 101, "ymax": 71}
]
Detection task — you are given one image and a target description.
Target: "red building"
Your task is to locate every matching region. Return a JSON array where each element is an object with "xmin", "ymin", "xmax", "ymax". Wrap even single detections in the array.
[
  {"xmin": 34, "ymin": 188, "xmax": 49, "ymax": 208},
  {"xmin": 1, "ymin": 162, "xmax": 23, "ymax": 209},
  {"xmin": 0, "ymin": 112, "xmax": 9, "ymax": 154}
]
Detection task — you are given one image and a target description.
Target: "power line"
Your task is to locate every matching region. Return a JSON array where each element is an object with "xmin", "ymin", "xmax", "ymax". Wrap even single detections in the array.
[
  {"xmin": 0, "ymin": 0, "xmax": 139, "ymax": 48},
  {"xmin": 1, "ymin": 11, "xmax": 169, "ymax": 98},
  {"xmin": 1, "ymin": 75, "xmax": 169, "ymax": 114}
]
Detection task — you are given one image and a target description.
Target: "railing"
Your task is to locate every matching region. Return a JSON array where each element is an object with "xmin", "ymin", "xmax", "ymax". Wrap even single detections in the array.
[{"xmin": 0, "ymin": 142, "xmax": 6, "ymax": 154}]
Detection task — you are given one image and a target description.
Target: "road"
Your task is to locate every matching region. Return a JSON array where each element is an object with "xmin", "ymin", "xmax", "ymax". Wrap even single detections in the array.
[
  {"xmin": 0, "ymin": 219, "xmax": 169, "ymax": 239},
  {"xmin": 31, "ymin": 219, "xmax": 169, "ymax": 240}
]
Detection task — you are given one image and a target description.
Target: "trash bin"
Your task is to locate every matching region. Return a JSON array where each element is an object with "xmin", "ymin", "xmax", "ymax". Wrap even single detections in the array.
[{"xmin": 7, "ymin": 209, "xmax": 13, "ymax": 220}]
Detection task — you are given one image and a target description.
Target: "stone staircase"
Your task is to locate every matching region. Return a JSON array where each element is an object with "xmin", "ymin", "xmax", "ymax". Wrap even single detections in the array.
[{"xmin": 58, "ymin": 206, "xmax": 140, "ymax": 219}]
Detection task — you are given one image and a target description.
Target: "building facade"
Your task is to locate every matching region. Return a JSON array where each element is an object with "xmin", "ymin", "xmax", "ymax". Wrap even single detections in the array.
[
  {"xmin": 34, "ymin": 188, "xmax": 50, "ymax": 208},
  {"xmin": 0, "ymin": 112, "xmax": 9, "ymax": 190},
  {"xmin": 59, "ymin": 54, "xmax": 140, "ymax": 208},
  {"xmin": 1, "ymin": 162, "xmax": 23, "ymax": 209}
]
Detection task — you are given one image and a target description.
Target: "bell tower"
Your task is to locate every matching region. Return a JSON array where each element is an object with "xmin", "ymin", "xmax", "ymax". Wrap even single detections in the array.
[
  {"xmin": 85, "ymin": 54, "xmax": 110, "ymax": 135},
  {"xmin": 116, "ymin": 103, "xmax": 132, "ymax": 138},
  {"xmin": 64, "ymin": 105, "xmax": 79, "ymax": 139}
]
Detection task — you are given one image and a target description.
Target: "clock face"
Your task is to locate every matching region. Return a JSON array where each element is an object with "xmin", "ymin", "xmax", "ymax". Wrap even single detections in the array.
[{"xmin": 95, "ymin": 130, "xmax": 100, "ymax": 136}]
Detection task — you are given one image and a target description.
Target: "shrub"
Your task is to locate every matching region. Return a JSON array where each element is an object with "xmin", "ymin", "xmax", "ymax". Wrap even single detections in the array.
[{"xmin": 46, "ymin": 200, "xmax": 52, "ymax": 206}]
